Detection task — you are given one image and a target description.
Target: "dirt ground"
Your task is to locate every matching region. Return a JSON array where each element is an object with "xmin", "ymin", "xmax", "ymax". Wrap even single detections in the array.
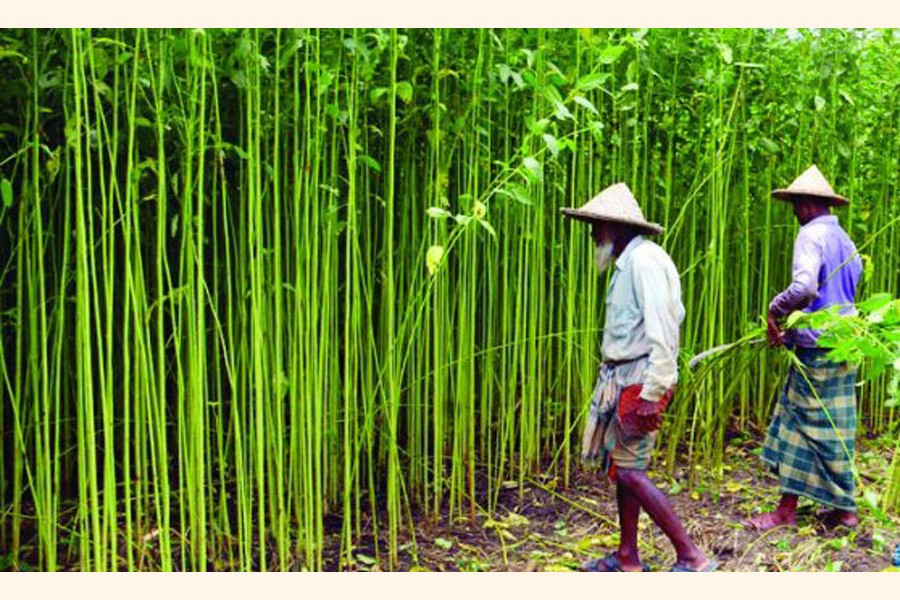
[
  {"xmin": 5, "ymin": 431, "xmax": 898, "ymax": 572},
  {"xmin": 325, "ymin": 433, "xmax": 900, "ymax": 572}
]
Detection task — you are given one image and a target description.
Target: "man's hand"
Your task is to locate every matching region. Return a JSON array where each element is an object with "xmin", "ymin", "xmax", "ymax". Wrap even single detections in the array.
[
  {"xmin": 766, "ymin": 311, "xmax": 784, "ymax": 347},
  {"xmin": 635, "ymin": 399, "xmax": 662, "ymax": 434}
]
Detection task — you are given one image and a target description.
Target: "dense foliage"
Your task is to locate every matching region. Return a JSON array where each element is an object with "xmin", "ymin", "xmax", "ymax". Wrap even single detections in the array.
[{"xmin": 0, "ymin": 28, "xmax": 897, "ymax": 570}]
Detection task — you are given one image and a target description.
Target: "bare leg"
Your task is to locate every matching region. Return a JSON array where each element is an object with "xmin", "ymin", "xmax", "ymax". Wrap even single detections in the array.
[
  {"xmin": 617, "ymin": 468, "xmax": 709, "ymax": 570},
  {"xmin": 615, "ymin": 482, "xmax": 644, "ymax": 571},
  {"xmin": 745, "ymin": 493, "xmax": 797, "ymax": 531}
]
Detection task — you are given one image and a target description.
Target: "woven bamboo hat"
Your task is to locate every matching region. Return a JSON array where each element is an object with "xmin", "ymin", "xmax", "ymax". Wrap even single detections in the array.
[
  {"xmin": 771, "ymin": 164, "xmax": 849, "ymax": 206},
  {"xmin": 559, "ymin": 183, "xmax": 664, "ymax": 235}
]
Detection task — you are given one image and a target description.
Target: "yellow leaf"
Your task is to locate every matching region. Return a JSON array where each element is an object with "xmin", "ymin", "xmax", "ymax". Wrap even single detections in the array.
[{"xmin": 426, "ymin": 245, "xmax": 445, "ymax": 276}]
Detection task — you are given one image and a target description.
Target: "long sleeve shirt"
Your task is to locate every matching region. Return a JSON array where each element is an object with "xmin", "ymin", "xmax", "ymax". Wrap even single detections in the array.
[
  {"xmin": 769, "ymin": 214, "xmax": 862, "ymax": 348},
  {"xmin": 601, "ymin": 236, "xmax": 685, "ymax": 402}
]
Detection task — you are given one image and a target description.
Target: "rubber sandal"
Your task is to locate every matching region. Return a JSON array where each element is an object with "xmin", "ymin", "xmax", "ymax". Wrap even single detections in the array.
[
  {"xmin": 580, "ymin": 552, "xmax": 650, "ymax": 572},
  {"xmin": 668, "ymin": 559, "xmax": 718, "ymax": 572}
]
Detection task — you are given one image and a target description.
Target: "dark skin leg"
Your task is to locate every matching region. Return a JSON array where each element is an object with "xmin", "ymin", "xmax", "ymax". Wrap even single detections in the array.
[
  {"xmin": 615, "ymin": 483, "xmax": 643, "ymax": 571},
  {"xmin": 615, "ymin": 468, "xmax": 710, "ymax": 570},
  {"xmin": 744, "ymin": 493, "xmax": 797, "ymax": 531}
]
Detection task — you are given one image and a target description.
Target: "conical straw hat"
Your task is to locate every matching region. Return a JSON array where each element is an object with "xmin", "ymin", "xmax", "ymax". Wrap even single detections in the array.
[
  {"xmin": 771, "ymin": 164, "xmax": 849, "ymax": 205},
  {"xmin": 559, "ymin": 183, "xmax": 664, "ymax": 235}
]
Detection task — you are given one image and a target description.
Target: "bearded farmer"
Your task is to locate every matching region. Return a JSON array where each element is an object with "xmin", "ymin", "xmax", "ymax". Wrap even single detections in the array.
[
  {"xmin": 561, "ymin": 183, "xmax": 715, "ymax": 573},
  {"xmin": 746, "ymin": 165, "xmax": 862, "ymax": 531}
]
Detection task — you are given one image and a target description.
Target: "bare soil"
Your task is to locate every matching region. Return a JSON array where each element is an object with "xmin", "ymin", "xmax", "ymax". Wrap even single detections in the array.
[
  {"xmin": 5, "ymin": 432, "xmax": 898, "ymax": 572},
  {"xmin": 324, "ymin": 434, "xmax": 900, "ymax": 572}
]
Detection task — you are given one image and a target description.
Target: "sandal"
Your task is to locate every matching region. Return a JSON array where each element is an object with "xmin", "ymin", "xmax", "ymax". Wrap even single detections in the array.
[
  {"xmin": 668, "ymin": 559, "xmax": 718, "ymax": 572},
  {"xmin": 580, "ymin": 552, "xmax": 650, "ymax": 572}
]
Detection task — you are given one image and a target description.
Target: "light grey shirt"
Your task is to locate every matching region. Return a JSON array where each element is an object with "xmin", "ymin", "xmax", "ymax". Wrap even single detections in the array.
[{"xmin": 601, "ymin": 236, "xmax": 685, "ymax": 402}]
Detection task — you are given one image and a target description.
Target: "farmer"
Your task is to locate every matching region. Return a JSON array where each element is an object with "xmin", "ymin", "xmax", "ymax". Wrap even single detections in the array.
[
  {"xmin": 746, "ymin": 165, "xmax": 862, "ymax": 531},
  {"xmin": 561, "ymin": 183, "xmax": 715, "ymax": 572}
]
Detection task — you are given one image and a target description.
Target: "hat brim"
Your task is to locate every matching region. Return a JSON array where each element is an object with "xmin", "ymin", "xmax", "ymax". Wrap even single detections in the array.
[
  {"xmin": 771, "ymin": 189, "xmax": 849, "ymax": 206},
  {"xmin": 559, "ymin": 208, "xmax": 664, "ymax": 235}
]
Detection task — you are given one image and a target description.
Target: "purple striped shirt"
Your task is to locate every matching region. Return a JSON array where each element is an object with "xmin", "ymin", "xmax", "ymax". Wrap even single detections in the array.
[{"xmin": 769, "ymin": 214, "xmax": 862, "ymax": 348}]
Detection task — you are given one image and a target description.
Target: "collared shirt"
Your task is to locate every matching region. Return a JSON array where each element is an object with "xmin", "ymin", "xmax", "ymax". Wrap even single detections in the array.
[
  {"xmin": 601, "ymin": 236, "xmax": 685, "ymax": 402},
  {"xmin": 769, "ymin": 214, "xmax": 862, "ymax": 348}
]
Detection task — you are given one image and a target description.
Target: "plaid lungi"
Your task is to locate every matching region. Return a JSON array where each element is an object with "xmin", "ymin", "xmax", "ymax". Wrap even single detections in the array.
[
  {"xmin": 582, "ymin": 364, "xmax": 671, "ymax": 479},
  {"xmin": 762, "ymin": 347, "xmax": 858, "ymax": 511}
]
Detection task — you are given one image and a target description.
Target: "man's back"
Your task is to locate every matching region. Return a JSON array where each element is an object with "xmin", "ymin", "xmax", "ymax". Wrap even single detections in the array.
[
  {"xmin": 804, "ymin": 216, "xmax": 861, "ymax": 312},
  {"xmin": 788, "ymin": 215, "xmax": 861, "ymax": 347}
]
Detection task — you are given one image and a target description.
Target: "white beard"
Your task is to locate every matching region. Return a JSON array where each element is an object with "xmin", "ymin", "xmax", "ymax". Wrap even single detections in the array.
[{"xmin": 594, "ymin": 242, "xmax": 614, "ymax": 274}]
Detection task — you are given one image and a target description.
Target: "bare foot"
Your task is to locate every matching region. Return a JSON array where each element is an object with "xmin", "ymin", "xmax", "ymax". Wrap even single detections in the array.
[
  {"xmin": 821, "ymin": 509, "xmax": 858, "ymax": 529},
  {"xmin": 744, "ymin": 511, "xmax": 796, "ymax": 532}
]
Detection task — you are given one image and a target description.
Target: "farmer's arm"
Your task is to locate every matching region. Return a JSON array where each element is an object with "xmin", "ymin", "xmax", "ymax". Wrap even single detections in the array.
[
  {"xmin": 769, "ymin": 229, "xmax": 823, "ymax": 318},
  {"xmin": 633, "ymin": 259, "xmax": 679, "ymax": 404}
]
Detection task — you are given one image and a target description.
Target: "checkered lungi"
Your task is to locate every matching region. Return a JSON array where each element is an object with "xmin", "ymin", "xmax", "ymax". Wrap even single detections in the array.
[{"xmin": 762, "ymin": 347, "xmax": 858, "ymax": 511}]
